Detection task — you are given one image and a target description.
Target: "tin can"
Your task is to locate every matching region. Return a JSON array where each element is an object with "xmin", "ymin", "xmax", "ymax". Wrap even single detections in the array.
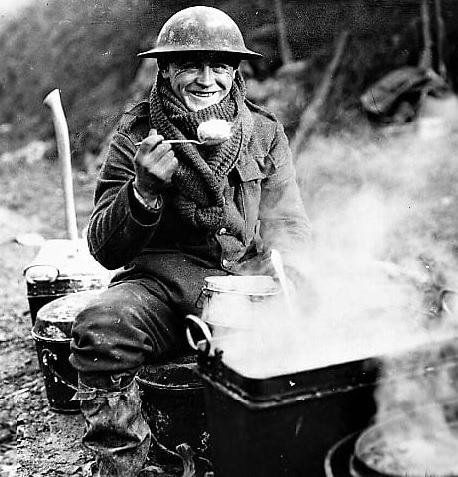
[
  {"xmin": 199, "ymin": 275, "xmax": 281, "ymax": 336},
  {"xmin": 24, "ymin": 239, "xmax": 111, "ymax": 324}
]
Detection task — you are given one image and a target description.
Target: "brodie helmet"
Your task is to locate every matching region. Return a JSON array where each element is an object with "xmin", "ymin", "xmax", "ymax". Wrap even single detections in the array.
[{"xmin": 138, "ymin": 6, "xmax": 261, "ymax": 60}]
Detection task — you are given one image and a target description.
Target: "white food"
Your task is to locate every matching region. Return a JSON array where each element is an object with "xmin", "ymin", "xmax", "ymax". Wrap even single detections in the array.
[{"xmin": 197, "ymin": 119, "xmax": 232, "ymax": 143}]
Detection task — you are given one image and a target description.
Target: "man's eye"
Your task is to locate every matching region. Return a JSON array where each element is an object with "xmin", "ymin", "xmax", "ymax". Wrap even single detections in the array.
[
  {"xmin": 181, "ymin": 63, "xmax": 199, "ymax": 70},
  {"xmin": 211, "ymin": 64, "xmax": 231, "ymax": 73}
]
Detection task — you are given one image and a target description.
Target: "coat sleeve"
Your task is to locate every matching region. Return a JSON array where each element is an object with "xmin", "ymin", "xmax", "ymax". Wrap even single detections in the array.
[
  {"xmin": 86, "ymin": 130, "xmax": 163, "ymax": 270},
  {"xmin": 259, "ymin": 121, "xmax": 311, "ymax": 278}
]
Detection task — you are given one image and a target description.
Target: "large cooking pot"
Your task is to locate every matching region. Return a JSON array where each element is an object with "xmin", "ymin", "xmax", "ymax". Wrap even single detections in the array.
[
  {"xmin": 187, "ymin": 275, "xmax": 281, "ymax": 348},
  {"xmin": 351, "ymin": 399, "xmax": 458, "ymax": 477}
]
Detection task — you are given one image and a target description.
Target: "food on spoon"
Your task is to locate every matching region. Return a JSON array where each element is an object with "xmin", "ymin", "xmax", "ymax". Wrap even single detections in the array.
[{"xmin": 197, "ymin": 119, "xmax": 232, "ymax": 145}]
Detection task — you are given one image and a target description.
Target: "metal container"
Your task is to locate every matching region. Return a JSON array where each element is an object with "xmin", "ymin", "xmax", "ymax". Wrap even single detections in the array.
[
  {"xmin": 31, "ymin": 289, "xmax": 103, "ymax": 413},
  {"xmin": 198, "ymin": 275, "xmax": 281, "ymax": 337},
  {"xmin": 25, "ymin": 239, "xmax": 111, "ymax": 324},
  {"xmin": 197, "ymin": 338, "xmax": 458, "ymax": 477},
  {"xmin": 351, "ymin": 399, "xmax": 458, "ymax": 477},
  {"xmin": 186, "ymin": 275, "xmax": 281, "ymax": 351},
  {"xmin": 136, "ymin": 354, "xmax": 210, "ymax": 460},
  {"xmin": 198, "ymin": 348, "xmax": 380, "ymax": 477}
]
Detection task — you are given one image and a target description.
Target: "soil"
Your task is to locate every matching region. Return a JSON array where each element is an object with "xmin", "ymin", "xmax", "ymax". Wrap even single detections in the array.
[{"xmin": 1, "ymin": 151, "xmax": 96, "ymax": 477}]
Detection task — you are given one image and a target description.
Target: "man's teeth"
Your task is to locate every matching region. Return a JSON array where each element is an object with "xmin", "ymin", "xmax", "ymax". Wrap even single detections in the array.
[{"xmin": 192, "ymin": 92, "xmax": 215, "ymax": 97}]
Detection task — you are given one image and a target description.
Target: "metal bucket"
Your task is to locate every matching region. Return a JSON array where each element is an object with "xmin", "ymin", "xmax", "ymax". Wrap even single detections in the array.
[
  {"xmin": 31, "ymin": 289, "xmax": 103, "ymax": 413},
  {"xmin": 199, "ymin": 275, "xmax": 280, "ymax": 334},
  {"xmin": 136, "ymin": 354, "xmax": 210, "ymax": 461},
  {"xmin": 187, "ymin": 275, "xmax": 281, "ymax": 350},
  {"xmin": 352, "ymin": 399, "xmax": 458, "ymax": 477},
  {"xmin": 25, "ymin": 238, "xmax": 111, "ymax": 325}
]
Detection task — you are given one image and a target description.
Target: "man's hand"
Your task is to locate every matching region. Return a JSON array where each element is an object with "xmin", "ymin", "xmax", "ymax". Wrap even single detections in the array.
[{"xmin": 133, "ymin": 129, "xmax": 179, "ymax": 200}]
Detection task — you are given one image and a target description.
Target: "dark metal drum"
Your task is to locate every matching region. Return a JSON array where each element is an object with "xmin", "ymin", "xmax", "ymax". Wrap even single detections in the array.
[
  {"xmin": 31, "ymin": 289, "xmax": 104, "ymax": 413},
  {"xmin": 136, "ymin": 354, "xmax": 210, "ymax": 461}
]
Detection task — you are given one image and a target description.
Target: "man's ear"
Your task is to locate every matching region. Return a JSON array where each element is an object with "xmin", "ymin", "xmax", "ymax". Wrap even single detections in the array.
[{"xmin": 157, "ymin": 59, "xmax": 170, "ymax": 79}]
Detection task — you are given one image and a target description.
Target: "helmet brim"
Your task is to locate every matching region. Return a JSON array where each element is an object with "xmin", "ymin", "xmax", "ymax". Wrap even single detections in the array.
[{"xmin": 137, "ymin": 46, "xmax": 262, "ymax": 60}]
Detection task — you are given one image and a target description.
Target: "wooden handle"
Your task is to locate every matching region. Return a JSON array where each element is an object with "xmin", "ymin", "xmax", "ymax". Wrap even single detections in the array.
[{"xmin": 43, "ymin": 89, "xmax": 78, "ymax": 240}]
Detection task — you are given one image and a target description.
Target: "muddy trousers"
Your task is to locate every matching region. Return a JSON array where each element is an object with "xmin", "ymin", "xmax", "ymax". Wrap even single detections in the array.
[
  {"xmin": 70, "ymin": 259, "xmax": 227, "ymax": 476},
  {"xmin": 75, "ymin": 376, "xmax": 151, "ymax": 477}
]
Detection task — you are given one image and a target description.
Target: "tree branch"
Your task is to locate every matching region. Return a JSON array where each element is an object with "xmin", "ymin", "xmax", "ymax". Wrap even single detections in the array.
[
  {"xmin": 274, "ymin": 0, "xmax": 293, "ymax": 65},
  {"xmin": 290, "ymin": 30, "xmax": 349, "ymax": 158}
]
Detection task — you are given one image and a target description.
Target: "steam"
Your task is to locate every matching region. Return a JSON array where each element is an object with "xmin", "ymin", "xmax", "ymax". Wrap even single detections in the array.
[{"xmin": 211, "ymin": 119, "xmax": 458, "ymax": 467}]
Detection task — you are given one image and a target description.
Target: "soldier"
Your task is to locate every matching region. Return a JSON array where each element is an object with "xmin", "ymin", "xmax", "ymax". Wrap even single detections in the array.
[{"xmin": 70, "ymin": 6, "xmax": 310, "ymax": 476}]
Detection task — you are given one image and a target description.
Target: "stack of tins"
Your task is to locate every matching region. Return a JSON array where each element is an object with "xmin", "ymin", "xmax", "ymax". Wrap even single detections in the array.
[
  {"xmin": 31, "ymin": 289, "xmax": 104, "ymax": 413},
  {"xmin": 25, "ymin": 238, "xmax": 111, "ymax": 413}
]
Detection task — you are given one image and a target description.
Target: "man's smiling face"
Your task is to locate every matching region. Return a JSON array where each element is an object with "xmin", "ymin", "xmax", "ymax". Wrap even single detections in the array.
[{"xmin": 162, "ymin": 54, "xmax": 237, "ymax": 112}]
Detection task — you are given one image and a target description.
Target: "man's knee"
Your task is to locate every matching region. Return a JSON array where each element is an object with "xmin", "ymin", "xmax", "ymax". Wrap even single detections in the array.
[{"xmin": 70, "ymin": 289, "xmax": 153, "ymax": 375}]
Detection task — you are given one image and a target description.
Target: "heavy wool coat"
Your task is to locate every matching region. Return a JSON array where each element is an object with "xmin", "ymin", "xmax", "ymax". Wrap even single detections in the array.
[{"xmin": 86, "ymin": 100, "xmax": 311, "ymax": 282}]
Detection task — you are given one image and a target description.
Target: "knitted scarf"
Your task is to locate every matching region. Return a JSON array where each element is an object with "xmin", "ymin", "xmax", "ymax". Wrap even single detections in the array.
[{"xmin": 149, "ymin": 71, "xmax": 253, "ymax": 239}]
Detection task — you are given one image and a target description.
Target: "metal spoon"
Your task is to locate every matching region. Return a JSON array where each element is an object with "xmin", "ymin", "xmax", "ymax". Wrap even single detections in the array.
[
  {"xmin": 135, "ymin": 138, "xmax": 224, "ymax": 146},
  {"xmin": 164, "ymin": 139, "xmax": 211, "ymax": 145},
  {"xmin": 271, "ymin": 249, "xmax": 296, "ymax": 320}
]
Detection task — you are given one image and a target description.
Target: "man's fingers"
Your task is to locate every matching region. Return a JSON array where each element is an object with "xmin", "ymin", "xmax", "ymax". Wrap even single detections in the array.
[
  {"xmin": 158, "ymin": 150, "xmax": 178, "ymax": 167},
  {"xmin": 155, "ymin": 141, "xmax": 172, "ymax": 156},
  {"xmin": 135, "ymin": 130, "xmax": 165, "ymax": 149},
  {"xmin": 155, "ymin": 152, "xmax": 179, "ymax": 180},
  {"xmin": 136, "ymin": 140, "xmax": 172, "ymax": 164}
]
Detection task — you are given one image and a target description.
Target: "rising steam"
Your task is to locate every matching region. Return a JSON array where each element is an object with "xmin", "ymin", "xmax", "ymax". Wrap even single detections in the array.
[{"xmin": 216, "ymin": 119, "xmax": 458, "ymax": 468}]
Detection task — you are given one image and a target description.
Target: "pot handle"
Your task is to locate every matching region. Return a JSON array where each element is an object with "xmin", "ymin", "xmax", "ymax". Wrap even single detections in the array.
[
  {"xmin": 185, "ymin": 314, "xmax": 212, "ymax": 354},
  {"xmin": 440, "ymin": 288, "xmax": 458, "ymax": 318},
  {"xmin": 194, "ymin": 286, "xmax": 211, "ymax": 309}
]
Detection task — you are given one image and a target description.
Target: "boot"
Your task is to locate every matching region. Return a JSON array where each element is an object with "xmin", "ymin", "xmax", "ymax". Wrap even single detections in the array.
[{"xmin": 75, "ymin": 374, "xmax": 151, "ymax": 477}]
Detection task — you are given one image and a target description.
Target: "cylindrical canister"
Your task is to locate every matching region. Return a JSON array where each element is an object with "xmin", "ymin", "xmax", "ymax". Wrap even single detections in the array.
[
  {"xmin": 136, "ymin": 354, "xmax": 210, "ymax": 461},
  {"xmin": 31, "ymin": 289, "xmax": 103, "ymax": 413},
  {"xmin": 199, "ymin": 275, "xmax": 281, "ymax": 338},
  {"xmin": 24, "ymin": 238, "xmax": 111, "ymax": 325}
]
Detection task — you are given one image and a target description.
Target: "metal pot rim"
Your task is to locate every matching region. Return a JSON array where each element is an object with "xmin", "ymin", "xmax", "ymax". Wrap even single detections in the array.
[
  {"xmin": 354, "ymin": 400, "xmax": 458, "ymax": 477},
  {"xmin": 203, "ymin": 275, "xmax": 280, "ymax": 296}
]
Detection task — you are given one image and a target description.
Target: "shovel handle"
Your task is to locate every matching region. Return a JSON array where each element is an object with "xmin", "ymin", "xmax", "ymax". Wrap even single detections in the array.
[{"xmin": 43, "ymin": 89, "xmax": 78, "ymax": 241}]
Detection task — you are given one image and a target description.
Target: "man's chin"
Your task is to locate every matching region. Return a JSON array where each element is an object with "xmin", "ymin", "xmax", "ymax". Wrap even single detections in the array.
[{"xmin": 183, "ymin": 95, "xmax": 220, "ymax": 112}]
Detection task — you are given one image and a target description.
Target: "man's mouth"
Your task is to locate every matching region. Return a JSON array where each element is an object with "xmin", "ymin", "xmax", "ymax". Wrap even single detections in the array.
[{"xmin": 188, "ymin": 91, "xmax": 218, "ymax": 98}]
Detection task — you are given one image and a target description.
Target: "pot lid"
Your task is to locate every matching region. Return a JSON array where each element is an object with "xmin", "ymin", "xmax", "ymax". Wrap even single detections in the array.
[
  {"xmin": 32, "ymin": 289, "xmax": 103, "ymax": 340},
  {"xmin": 24, "ymin": 239, "xmax": 112, "ymax": 283},
  {"xmin": 204, "ymin": 275, "xmax": 279, "ymax": 295},
  {"xmin": 137, "ymin": 354, "xmax": 203, "ymax": 390}
]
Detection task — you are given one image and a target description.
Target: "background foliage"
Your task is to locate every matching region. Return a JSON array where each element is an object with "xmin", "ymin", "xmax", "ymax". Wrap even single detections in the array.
[{"xmin": 1, "ymin": 0, "xmax": 457, "ymax": 166}]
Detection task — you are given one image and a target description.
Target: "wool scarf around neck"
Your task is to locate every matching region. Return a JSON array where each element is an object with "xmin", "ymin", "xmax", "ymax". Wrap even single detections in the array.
[{"xmin": 149, "ymin": 71, "xmax": 253, "ymax": 238}]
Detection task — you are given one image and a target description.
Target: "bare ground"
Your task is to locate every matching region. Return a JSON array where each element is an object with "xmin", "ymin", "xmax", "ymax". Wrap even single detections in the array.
[{"xmin": 1, "ymin": 150, "xmax": 96, "ymax": 477}]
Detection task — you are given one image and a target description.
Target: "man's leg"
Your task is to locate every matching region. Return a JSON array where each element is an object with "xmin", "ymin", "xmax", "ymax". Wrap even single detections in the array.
[
  {"xmin": 70, "ymin": 281, "xmax": 185, "ymax": 477},
  {"xmin": 76, "ymin": 376, "xmax": 150, "ymax": 477}
]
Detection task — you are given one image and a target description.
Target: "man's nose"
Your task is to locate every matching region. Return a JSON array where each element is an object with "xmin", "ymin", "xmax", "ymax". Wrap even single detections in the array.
[{"xmin": 196, "ymin": 65, "xmax": 214, "ymax": 86}]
